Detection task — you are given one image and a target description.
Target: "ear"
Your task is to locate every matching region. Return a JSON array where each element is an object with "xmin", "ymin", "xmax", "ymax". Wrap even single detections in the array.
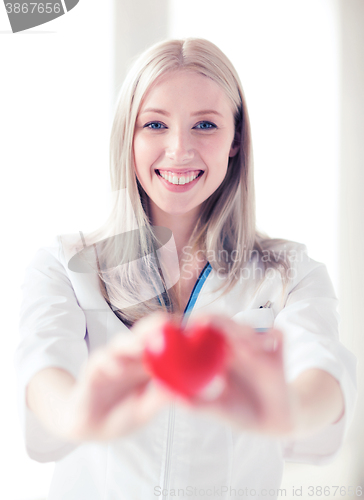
[{"xmin": 229, "ymin": 131, "xmax": 241, "ymax": 158}]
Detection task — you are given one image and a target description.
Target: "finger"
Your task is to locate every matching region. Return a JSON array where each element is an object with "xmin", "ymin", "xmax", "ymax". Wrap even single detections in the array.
[
  {"xmin": 256, "ymin": 328, "xmax": 283, "ymax": 357},
  {"xmin": 107, "ymin": 311, "xmax": 171, "ymax": 358},
  {"xmin": 102, "ymin": 380, "xmax": 172, "ymax": 438},
  {"xmin": 185, "ymin": 313, "xmax": 258, "ymax": 363},
  {"xmin": 98, "ymin": 356, "xmax": 150, "ymax": 382},
  {"xmin": 182, "ymin": 372, "xmax": 258, "ymax": 427},
  {"xmin": 107, "ymin": 334, "xmax": 147, "ymax": 358},
  {"xmin": 185, "ymin": 312, "xmax": 283, "ymax": 361},
  {"xmin": 190, "ymin": 374, "xmax": 227, "ymax": 405},
  {"xmin": 132, "ymin": 311, "xmax": 172, "ymax": 338},
  {"xmin": 228, "ymin": 326, "xmax": 284, "ymax": 355},
  {"xmin": 187, "ymin": 312, "xmax": 256, "ymax": 340},
  {"xmin": 83, "ymin": 348, "xmax": 149, "ymax": 390}
]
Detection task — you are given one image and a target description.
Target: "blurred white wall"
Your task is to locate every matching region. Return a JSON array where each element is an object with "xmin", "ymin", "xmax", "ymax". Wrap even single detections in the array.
[
  {"xmin": 0, "ymin": 1, "xmax": 114, "ymax": 498},
  {"xmin": 113, "ymin": 0, "xmax": 169, "ymax": 101},
  {"xmin": 338, "ymin": 0, "xmax": 364, "ymax": 490}
]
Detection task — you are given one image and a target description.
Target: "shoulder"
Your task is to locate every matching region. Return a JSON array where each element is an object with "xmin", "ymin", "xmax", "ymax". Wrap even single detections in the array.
[
  {"xmin": 255, "ymin": 233, "xmax": 307, "ymax": 256},
  {"xmin": 25, "ymin": 232, "xmax": 88, "ymax": 279},
  {"xmin": 255, "ymin": 234, "xmax": 322, "ymax": 276},
  {"xmin": 253, "ymin": 234, "xmax": 335, "ymax": 302}
]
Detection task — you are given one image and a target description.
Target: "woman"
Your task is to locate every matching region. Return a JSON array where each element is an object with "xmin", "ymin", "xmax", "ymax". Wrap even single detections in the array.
[{"xmin": 16, "ymin": 38, "xmax": 357, "ymax": 500}]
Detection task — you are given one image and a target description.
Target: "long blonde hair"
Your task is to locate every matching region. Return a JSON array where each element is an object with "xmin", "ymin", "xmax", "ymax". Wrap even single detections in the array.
[{"xmin": 75, "ymin": 38, "xmax": 289, "ymax": 327}]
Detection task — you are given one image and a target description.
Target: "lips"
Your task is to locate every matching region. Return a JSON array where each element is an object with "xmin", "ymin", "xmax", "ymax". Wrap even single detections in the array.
[
  {"xmin": 155, "ymin": 169, "xmax": 204, "ymax": 176},
  {"xmin": 155, "ymin": 169, "xmax": 204, "ymax": 185}
]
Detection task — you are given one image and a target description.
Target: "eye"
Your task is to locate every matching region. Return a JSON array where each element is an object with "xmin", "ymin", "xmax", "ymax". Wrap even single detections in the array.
[
  {"xmin": 194, "ymin": 121, "xmax": 217, "ymax": 130},
  {"xmin": 144, "ymin": 122, "xmax": 167, "ymax": 130}
]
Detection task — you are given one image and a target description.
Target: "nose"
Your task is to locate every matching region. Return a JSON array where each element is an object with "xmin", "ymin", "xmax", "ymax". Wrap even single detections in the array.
[{"xmin": 165, "ymin": 128, "xmax": 194, "ymax": 163}]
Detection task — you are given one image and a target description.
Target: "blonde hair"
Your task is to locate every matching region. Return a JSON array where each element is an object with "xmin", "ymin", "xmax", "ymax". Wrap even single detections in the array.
[{"xmin": 78, "ymin": 38, "xmax": 289, "ymax": 327}]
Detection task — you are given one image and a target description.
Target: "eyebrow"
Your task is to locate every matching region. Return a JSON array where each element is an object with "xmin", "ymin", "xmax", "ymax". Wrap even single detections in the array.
[{"xmin": 140, "ymin": 108, "xmax": 223, "ymax": 117}]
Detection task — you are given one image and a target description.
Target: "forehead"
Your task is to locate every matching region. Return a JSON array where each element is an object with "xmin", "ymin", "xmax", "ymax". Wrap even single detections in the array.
[{"xmin": 139, "ymin": 69, "xmax": 235, "ymax": 115}]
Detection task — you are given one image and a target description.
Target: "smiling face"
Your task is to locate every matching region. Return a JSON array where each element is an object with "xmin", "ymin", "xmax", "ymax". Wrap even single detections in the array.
[{"xmin": 133, "ymin": 69, "xmax": 239, "ymax": 223}]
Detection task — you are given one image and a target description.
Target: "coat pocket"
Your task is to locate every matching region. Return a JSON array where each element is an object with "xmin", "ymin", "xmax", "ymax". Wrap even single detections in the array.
[{"xmin": 232, "ymin": 308, "xmax": 275, "ymax": 332}]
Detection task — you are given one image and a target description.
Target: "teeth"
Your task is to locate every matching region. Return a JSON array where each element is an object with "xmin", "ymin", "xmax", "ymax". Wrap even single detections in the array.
[{"xmin": 158, "ymin": 171, "xmax": 200, "ymax": 185}]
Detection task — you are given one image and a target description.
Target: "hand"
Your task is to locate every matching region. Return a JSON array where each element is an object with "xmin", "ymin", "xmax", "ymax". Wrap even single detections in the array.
[
  {"xmin": 177, "ymin": 314, "xmax": 297, "ymax": 436},
  {"xmin": 64, "ymin": 312, "xmax": 172, "ymax": 442}
]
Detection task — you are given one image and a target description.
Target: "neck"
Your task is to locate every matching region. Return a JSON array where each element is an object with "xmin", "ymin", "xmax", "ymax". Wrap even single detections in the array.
[{"xmin": 149, "ymin": 201, "xmax": 200, "ymax": 260}]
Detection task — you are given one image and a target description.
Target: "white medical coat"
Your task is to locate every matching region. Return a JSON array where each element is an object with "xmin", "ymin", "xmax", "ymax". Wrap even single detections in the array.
[{"xmin": 15, "ymin": 234, "xmax": 357, "ymax": 500}]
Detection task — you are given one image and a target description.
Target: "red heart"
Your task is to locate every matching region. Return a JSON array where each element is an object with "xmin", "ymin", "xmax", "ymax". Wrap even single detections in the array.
[{"xmin": 143, "ymin": 320, "xmax": 227, "ymax": 398}]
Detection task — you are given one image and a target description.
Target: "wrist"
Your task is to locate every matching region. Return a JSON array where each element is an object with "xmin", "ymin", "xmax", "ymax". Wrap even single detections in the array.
[
  {"xmin": 27, "ymin": 368, "xmax": 80, "ymax": 441},
  {"xmin": 287, "ymin": 369, "xmax": 345, "ymax": 438}
]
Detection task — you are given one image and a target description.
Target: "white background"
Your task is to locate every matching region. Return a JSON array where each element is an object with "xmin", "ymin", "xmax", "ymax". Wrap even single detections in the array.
[
  {"xmin": 0, "ymin": 1, "xmax": 354, "ymax": 499},
  {"xmin": 0, "ymin": 1, "xmax": 114, "ymax": 498}
]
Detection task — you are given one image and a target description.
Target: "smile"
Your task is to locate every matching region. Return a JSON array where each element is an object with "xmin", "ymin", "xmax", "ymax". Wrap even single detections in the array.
[{"xmin": 155, "ymin": 169, "xmax": 204, "ymax": 185}]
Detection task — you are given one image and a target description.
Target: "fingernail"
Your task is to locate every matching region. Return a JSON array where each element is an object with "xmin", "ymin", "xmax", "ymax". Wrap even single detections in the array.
[
  {"xmin": 262, "ymin": 337, "xmax": 276, "ymax": 352},
  {"xmin": 198, "ymin": 375, "xmax": 225, "ymax": 400}
]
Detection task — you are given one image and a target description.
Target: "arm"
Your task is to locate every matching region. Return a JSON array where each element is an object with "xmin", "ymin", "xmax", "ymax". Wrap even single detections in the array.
[
  {"xmin": 25, "ymin": 314, "xmax": 173, "ymax": 442},
  {"xmin": 289, "ymin": 368, "xmax": 345, "ymax": 438},
  {"xmin": 175, "ymin": 314, "xmax": 348, "ymax": 439},
  {"xmin": 26, "ymin": 367, "xmax": 77, "ymax": 440}
]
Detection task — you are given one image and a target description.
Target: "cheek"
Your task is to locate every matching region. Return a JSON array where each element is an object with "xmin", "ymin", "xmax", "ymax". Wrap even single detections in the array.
[
  {"xmin": 133, "ymin": 136, "xmax": 147, "ymax": 164},
  {"xmin": 133, "ymin": 135, "xmax": 160, "ymax": 169},
  {"xmin": 201, "ymin": 136, "xmax": 233, "ymax": 165}
]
